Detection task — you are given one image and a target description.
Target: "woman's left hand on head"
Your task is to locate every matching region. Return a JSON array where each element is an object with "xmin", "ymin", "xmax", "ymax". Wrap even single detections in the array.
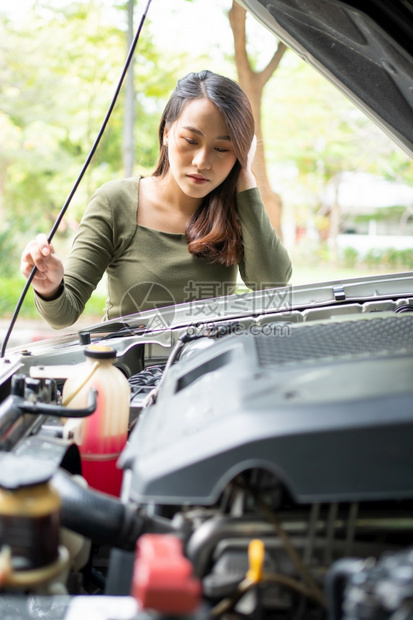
[{"xmin": 237, "ymin": 135, "xmax": 257, "ymax": 193}]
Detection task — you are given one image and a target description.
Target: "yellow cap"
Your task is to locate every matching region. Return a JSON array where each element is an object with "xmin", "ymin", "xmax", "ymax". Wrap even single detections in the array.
[{"xmin": 246, "ymin": 539, "xmax": 265, "ymax": 583}]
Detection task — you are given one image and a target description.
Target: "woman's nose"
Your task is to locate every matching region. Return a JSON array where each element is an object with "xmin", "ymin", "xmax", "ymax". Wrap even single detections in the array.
[{"xmin": 192, "ymin": 147, "xmax": 211, "ymax": 170}]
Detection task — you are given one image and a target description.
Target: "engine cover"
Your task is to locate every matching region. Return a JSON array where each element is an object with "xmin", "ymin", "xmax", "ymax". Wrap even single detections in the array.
[{"xmin": 121, "ymin": 313, "xmax": 413, "ymax": 505}]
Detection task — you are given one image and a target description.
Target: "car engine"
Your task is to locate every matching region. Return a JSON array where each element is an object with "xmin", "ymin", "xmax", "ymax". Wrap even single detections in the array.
[{"xmin": 0, "ymin": 273, "xmax": 413, "ymax": 619}]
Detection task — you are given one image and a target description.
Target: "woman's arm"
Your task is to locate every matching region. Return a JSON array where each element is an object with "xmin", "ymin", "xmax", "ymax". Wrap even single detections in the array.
[
  {"xmin": 236, "ymin": 136, "xmax": 292, "ymax": 289},
  {"xmin": 236, "ymin": 187, "xmax": 292, "ymax": 290},
  {"xmin": 31, "ymin": 185, "xmax": 119, "ymax": 329}
]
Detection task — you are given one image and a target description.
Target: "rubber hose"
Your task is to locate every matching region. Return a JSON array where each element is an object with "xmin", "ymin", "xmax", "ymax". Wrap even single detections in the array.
[{"xmin": 52, "ymin": 468, "xmax": 144, "ymax": 550}]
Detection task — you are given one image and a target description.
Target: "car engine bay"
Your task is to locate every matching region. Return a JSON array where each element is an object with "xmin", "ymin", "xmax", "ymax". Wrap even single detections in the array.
[{"xmin": 0, "ymin": 272, "xmax": 412, "ymax": 619}]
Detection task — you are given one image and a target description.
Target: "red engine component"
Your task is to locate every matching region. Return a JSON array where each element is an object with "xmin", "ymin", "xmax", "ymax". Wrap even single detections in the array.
[{"xmin": 131, "ymin": 534, "xmax": 202, "ymax": 615}]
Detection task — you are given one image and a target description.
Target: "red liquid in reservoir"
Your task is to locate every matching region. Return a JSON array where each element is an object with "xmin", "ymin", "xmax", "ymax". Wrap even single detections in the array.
[{"xmin": 80, "ymin": 433, "xmax": 127, "ymax": 497}]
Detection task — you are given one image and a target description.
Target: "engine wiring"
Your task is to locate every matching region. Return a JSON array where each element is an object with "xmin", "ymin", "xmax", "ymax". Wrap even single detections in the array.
[
  {"xmin": 232, "ymin": 481, "xmax": 326, "ymax": 609},
  {"xmin": 210, "ymin": 571, "xmax": 324, "ymax": 617}
]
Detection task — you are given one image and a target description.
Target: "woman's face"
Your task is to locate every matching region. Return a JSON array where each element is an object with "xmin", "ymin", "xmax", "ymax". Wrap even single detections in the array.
[{"xmin": 163, "ymin": 97, "xmax": 237, "ymax": 200}]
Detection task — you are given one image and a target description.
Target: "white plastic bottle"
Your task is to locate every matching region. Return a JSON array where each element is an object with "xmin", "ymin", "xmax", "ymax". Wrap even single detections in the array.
[{"xmin": 62, "ymin": 344, "xmax": 130, "ymax": 497}]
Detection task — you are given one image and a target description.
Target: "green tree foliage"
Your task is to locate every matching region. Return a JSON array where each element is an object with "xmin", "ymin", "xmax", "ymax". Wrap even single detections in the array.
[
  {"xmin": 261, "ymin": 53, "xmax": 413, "ymax": 237},
  {"xmin": 264, "ymin": 54, "xmax": 413, "ymax": 184},
  {"xmin": 0, "ymin": 1, "xmax": 182, "ymax": 274}
]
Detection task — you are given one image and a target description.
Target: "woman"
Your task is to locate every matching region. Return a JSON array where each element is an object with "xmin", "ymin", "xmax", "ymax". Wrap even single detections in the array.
[{"xmin": 20, "ymin": 70, "xmax": 292, "ymax": 329}]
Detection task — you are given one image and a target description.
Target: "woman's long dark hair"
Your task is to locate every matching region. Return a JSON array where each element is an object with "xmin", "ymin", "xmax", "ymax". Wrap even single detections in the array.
[{"xmin": 152, "ymin": 70, "xmax": 255, "ymax": 266}]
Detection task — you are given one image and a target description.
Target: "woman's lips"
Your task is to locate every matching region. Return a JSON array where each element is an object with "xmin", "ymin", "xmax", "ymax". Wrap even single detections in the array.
[{"xmin": 187, "ymin": 174, "xmax": 209, "ymax": 184}]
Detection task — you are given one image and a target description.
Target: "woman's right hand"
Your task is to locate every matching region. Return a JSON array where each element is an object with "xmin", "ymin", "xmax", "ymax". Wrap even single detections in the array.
[{"xmin": 20, "ymin": 234, "xmax": 64, "ymax": 299}]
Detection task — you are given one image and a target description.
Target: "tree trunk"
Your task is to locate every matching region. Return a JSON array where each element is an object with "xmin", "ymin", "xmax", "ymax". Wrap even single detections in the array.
[
  {"xmin": 123, "ymin": 0, "xmax": 135, "ymax": 177},
  {"xmin": 229, "ymin": 1, "xmax": 287, "ymax": 235}
]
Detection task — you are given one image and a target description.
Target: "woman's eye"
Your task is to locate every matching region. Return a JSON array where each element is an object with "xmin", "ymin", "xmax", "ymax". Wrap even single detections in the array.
[
  {"xmin": 184, "ymin": 138, "xmax": 197, "ymax": 145},
  {"xmin": 215, "ymin": 147, "xmax": 230, "ymax": 153}
]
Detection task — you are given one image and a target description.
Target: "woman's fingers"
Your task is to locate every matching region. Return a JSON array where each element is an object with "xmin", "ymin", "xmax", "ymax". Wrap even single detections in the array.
[
  {"xmin": 247, "ymin": 135, "xmax": 257, "ymax": 169},
  {"xmin": 21, "ymin": 237, "xmax": 48, "ymax": 276},
  {"xmin": 20, "ymin": 235, "xmax": 63, "ymax": 293},
  {"xmin": 237, "ymin": 136, "xmax": 258, "ymax": 193}
]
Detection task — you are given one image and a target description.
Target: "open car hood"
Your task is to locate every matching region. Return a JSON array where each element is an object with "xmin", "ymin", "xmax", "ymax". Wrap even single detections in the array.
[{"xmin": 240, "ymin": 0, "xmax": 413, "ymax": 157}]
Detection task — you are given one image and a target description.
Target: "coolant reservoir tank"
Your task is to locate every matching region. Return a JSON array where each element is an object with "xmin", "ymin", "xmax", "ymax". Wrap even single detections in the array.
[{"xmin": 62, "ymin": 344, "xmax": 130, "ymax": 497}]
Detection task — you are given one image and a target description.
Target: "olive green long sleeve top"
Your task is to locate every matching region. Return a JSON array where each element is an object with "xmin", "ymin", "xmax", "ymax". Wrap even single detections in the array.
[{"xmin": 35, "ymin": 176, "xmax": 292, "ymax": 329}]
